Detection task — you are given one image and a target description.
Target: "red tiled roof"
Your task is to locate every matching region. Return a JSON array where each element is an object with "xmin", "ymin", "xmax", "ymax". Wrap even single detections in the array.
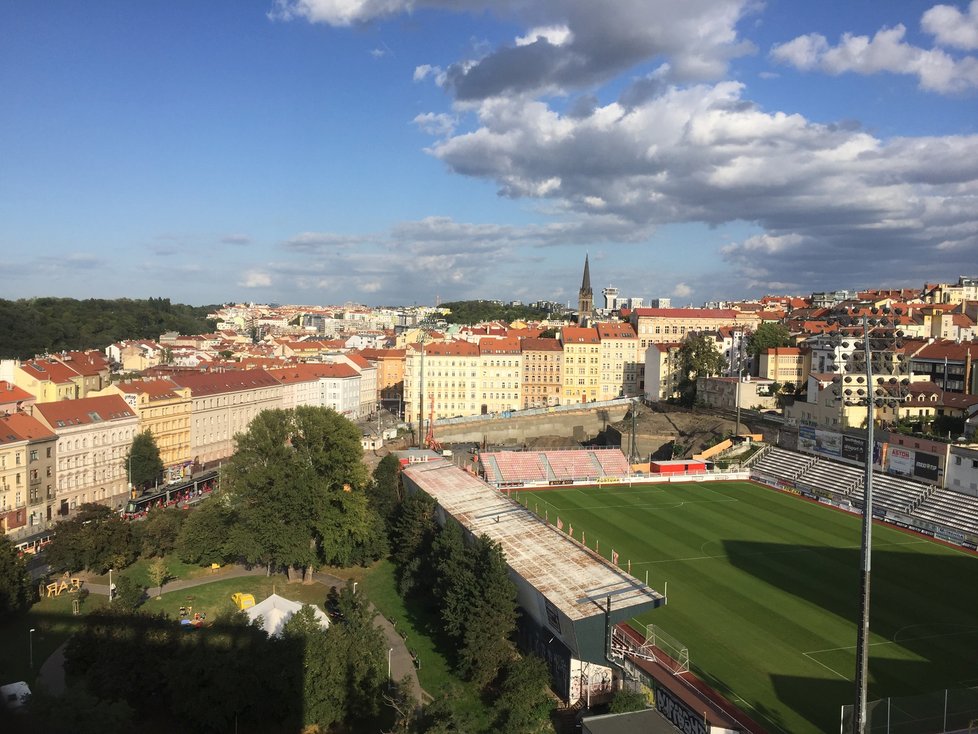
[
  {"xmin": 520, "ymin": 338, "xmax": 563, "ymax": 352},
  {"xmin": 631, "ymin": 307, "xmax": 748, "ymax": 319},
  {"xmin": 169, "ymin": 369, "xmax": 281, "ymax": 396},
  {"xmin": 0, "ymin": 381, "xmax": 35, "ymax": 403},
  {"xmin": 596, "ymin": 322, "xmax": 637, "ymax": 340},
  {"xmin": 20, "ymin": 358, "xmax": 80, "ymax": 384},
  {"xmin": 479, "ymin": 337, "xmax": 521, "ymax": 354},
  {"xmin": 0, "ymin": 412, "xmax": 55, "ymax": 444},
  {"xmin": 561, "ymin": 326, "xmax": 600, "ymax": 344},
  {"xmin": 114, "ymin": 378, "xmax": 187, "ymax": 401},
  {"xmin": 34, "ymin": 395, "xmax": 136, "ymax": 427},
  {"xmin": 267, "ymin": 364, "xmax": 359, "ymax": 384},
  {"xmin": 422, "ymin": 341, "xmax": 480, "ymax": 357}
]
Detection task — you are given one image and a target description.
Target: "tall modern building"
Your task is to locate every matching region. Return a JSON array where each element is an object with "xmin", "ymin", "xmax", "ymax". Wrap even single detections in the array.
[
  {"xmin": 577, "ymin": 254, "xmax": 594, "ymax": 326},
  {"xmin": 602, "ymin": 286, "xmax": 620, "ymax": 311}
]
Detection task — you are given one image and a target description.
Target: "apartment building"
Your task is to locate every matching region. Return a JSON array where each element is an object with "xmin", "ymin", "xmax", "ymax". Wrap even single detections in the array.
[
  {"xmin": 403, "ymin": 340, "xmax": 480, "ymax": 423},
  {"xmin": 33, "ymin": 395, "xmax": 138, "ymax": 514},
  {"xmin": 267, "ymin": 363, "xmax": 361, "ymax": 416},
  {"xmin": 0, "ymin": 412, "xmax": 57, "ymax": 536},
  {"xmin": 358, "ymin": 348, "xmax": 406, "ymax": 414},
  {"xmin": 630, "ymin": 308, "xmax": 759, "ymax": 347},
  {"xmin": 643, "ymin": 342, "xmax": 682, "ymax": 402},
  {"xmin": 521, "ymin": 338, "xmax": 563, "ymax": 408},
  {"xmin": 98, "ymin": 379, "xmax": 193, "ymax": 476},
  {"xmin": 910, "ymin": 341, "xmax": 978, "ymax": 394},
  {"xmin": 2, "ymin": 358, "xmax": 82, "ymax": 403},
  {"xmin": 0, "ymin": 381, "xmax": 36, "ymax": 415},
  {"xmin": 596, "ymin": 322, "xmax": 639, "ymax": 400},
  {"xmin": 168, "ymin": 370, "xmax": 284, "ymax": 468},
  {"xmin": 326, "ymin": 353, "xmax": 378, "ymax": 417},
  {"xmin": 479, "ymin": 337, "xmax": 522, "ymax": 414},
  {"xmin": 758, "ymin": 347, "xmax": 809, "ymax": 387},
  {"xmin": 561, "ymin": 326, "xmax": 601, "ymax": 404}
]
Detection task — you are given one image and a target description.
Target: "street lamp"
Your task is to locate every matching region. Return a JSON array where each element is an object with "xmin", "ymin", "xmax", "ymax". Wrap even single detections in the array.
[
  {"xmin": 109, "ymin": 568, "xmax": 114, "ymax": 603},
  {"xmin": 388, "ymin": 646, "xmax": 394, "ymax": 679},
  {"xmin": 352, "ymin": 581, "xmax": 358, "ymax": 595},
  {"xmin": 29, "ymin": 628, "xmax": 35, "ymax": 670}
]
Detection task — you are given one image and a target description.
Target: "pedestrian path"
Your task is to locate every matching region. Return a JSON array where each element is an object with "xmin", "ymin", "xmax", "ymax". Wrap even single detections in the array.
[{"xmin": 44, "ymin": 565, "xmax": 425, "ymax": 706}]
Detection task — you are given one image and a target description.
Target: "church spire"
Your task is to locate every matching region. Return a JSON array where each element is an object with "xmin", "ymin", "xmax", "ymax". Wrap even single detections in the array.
[{"xmin": 577, "ymin": 253, "xmax": 594, "ymax": 325}]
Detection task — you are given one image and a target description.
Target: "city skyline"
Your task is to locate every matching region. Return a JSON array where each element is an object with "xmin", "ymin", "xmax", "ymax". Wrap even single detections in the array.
[{"xmin": 2, "ymin": 1, "xmax": 978, "ymax": 308}]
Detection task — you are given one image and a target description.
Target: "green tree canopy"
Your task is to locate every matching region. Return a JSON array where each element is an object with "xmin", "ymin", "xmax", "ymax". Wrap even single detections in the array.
[
  {"xmin": 0, "ymin": 534, "xmax": 34, "ymax": 621},
  {"xmin": 126, "ymin": 430, "xmax": 164, "ymax": 491},
  {"xmin": 440, "ymin": 300, "xmax": 555, "ymax": 325},
  {"xmin": 223, "ymin": 406, "xmax": 382, "ymax": 579},
  {"xmin": 746, "ymin": 322, "xmax": 794, "ymax": 359},
  {"xmin": 0, "ymin": 296, "xmax": 217, "ymax": 360},
  {"xmin": 366, "ymin": 453, "xmax": 402, "ymax": 528},
  {"xmin": 677, "ymin": 332, "xmax": 727, "ymax": 406},
  {"xmin": 492, "ymin": 656, "xmax": 554, "ymax": 734},
  {"xmin": 134, "ymin": 507, "xmax": 185, "ymax": 557},
  {"xmin": 45, "ymin": 503, "xmax": 135, "ymax": 574},
  {"xmin": 175, "ymin": 499, "xmax": 232, "ymax": 566}
]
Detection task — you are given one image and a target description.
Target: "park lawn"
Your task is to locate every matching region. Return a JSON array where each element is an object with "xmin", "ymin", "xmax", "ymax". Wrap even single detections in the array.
[
  {"xmin": 362, "ymin": 559, "xmax": 490, "ymax": 727},
  {"xmin": 87, "ymin": 554, "xmax": 211, "ymax": 588},
  {"xmin": 522, "ymin": 481, "xmax": 978, "ymax": 734},
  {"xmin": 153, "ymin": 575, "xmax": 330, "ymax": 621},
  {"xmin": 0, "ymin": 588, "xmax": 107, "ymax": 686}
]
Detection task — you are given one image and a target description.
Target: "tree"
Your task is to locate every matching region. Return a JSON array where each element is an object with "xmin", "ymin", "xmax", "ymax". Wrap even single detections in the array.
[
  {"xmin": 125, "ymin": 430, "xmax": 164, "ymax": 491},
  {"xmin": 223, "ymin": 407, "xmax": 382, "ymax": 580},
  {"xmin": 135, "ymin": 507, "xmax": 185, "ymax": 557},
  {"xmin": 431, "ymin": 520, "xmax": 476, "ymax": 644},
  {"xmin": 111, "ymin": 574, "xmax": 145, "ymax": 612},
  {"xmin": 677, "ymin": 332, "xmax": 727, "ymax": 406},
  {"xmin": 0, "ymin": 535, "xmax": 33, "ymax": 621},
  {"xmin": 417, "ymin": 685, "xmax": 482, "ymax": 734},
  {"xmin": 367, "ymin": 454, "xmax": 402, "ymax": 528},
  {"xmin": 45, "ymin": 503, "xmax": 135, "ymax": 574},
  {"xmin": 746, "ymin": 322, "xmax": 793, "ymax": 359},
  {"xmin": 609, "ymin": 688, "xmax": 648, "ymax": 713},
  {"xmin": 176, "ymin": 499, "xmax": 232, "ymax": 565},
  {"xmin": 390, "ymin": 491, "xmax": 437, "ymax": 595},
  {"xmin": 492, "ymin": 656, "xmax": 554, "ymax": 734},
  {"xmin": 458, "ymin": 535, "xmax": 518, "ymax": 687},
  {"xmin": 148, "ymin": 557, "xmax": 170, "ymax": 598}
]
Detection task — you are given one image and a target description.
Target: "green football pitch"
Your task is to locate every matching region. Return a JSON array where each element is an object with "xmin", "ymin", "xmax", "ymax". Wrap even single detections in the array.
[{"xmin": 519, "ymin": 480, "xmax": 978, "ymax": 734}]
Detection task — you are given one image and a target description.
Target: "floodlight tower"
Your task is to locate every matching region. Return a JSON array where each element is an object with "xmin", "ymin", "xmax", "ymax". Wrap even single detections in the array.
[{"xmin": 825, "ymin": 307, "xmax": 911, "ymax": 734}]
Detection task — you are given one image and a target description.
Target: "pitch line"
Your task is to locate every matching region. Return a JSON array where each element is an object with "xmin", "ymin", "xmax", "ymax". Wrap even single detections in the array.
[
  {"xmin": 801, "ymin": 651, "xmax": 852, "ymax": 681},
  {"xmin": 804, "ymin": 626, "xmax": 978, "ymax": 656}
]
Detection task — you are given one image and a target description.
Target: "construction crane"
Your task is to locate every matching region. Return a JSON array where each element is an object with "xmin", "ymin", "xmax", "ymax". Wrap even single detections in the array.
[{"xmin": 424, "ymin": 394, "xmax": 442, "ymax": 452}]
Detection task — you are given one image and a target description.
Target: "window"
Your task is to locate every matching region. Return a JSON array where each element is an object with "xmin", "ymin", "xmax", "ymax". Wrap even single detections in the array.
[{"xmin": 29, "ymin": 450, "xmax": 38, "ymax": 462}]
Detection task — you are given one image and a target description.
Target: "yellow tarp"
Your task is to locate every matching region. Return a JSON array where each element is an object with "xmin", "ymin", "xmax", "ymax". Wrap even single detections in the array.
[{"xmin": 232, "ymin": 592, "xmax": 256, "ymax": 610}]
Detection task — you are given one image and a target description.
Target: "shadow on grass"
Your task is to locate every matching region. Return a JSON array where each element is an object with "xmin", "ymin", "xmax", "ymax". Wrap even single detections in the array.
[{"xmin": 723, "ymin": 539, "xmax": 978, "ymax": 732}]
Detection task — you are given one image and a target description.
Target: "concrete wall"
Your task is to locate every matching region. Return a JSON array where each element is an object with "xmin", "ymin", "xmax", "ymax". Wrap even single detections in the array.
[{"xmin": 430, "ymin": 404, "xmax": 631, "ymax": 446}]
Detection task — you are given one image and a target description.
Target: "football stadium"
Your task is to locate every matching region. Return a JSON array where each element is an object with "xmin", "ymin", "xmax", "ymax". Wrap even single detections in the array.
[{"xmin": 403, "ymin": 445, "xmax": 978, "ymax": 734}]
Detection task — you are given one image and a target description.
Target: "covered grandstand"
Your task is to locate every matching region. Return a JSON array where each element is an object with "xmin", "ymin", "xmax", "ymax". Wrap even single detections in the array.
[
  {"xmin": 401, "ymin": 458, "xmax": 664, "ymax": 704},
  {"xmin": 480, "ymin": 448, "xmax": 632, "ymax": 486}
]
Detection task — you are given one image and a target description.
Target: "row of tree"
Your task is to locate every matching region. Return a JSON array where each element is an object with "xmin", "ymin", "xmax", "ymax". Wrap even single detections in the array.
[
  {"xmin": 440, "ymin": 300, "xmax": 555, "ymax": 325},
  {"xmin": 0, "ymin": 296, "xmax": 218, "ymax": 359}
]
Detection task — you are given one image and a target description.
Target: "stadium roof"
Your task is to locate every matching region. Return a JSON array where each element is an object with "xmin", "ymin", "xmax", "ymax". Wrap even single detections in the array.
[{"xmin": 402, "ymin": 460, "xmax": 664, "ymax": 622}]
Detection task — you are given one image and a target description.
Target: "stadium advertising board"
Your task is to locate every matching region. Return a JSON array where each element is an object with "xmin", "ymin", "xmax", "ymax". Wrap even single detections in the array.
[
  {"xmin": 913, "ymin": 451, "xmax": 940, "ymax": 481},
  {"xmin": 549, "ymin": 479, "xmax": 573, "ymax": 486},
  {"xmin": 655, "ymin": 685, "xmax": 708, "ymax": 734},
  {"xmin": 597, "ymin": 476, "xmax": 619, "ymax": 484},
  {"xmin": 814, "ymin": 429, "xmax": 842, "ymax": 457},
  {"xmin": 887, "ymin": 447, "xmax": 914, "ymax": 477},
  {"xmin": 798, "ymin": 425, "xmax": 816, "ymax": 454},
  {"xmin": 842, "ymin": 435, "xmax": 867, "ymax": 464}
]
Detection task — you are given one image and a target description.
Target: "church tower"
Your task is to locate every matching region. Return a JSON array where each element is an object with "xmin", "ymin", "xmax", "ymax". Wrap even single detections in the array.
[{"xmin": 577, "ymin": 253, "xmax": 594, "ymax": 325}]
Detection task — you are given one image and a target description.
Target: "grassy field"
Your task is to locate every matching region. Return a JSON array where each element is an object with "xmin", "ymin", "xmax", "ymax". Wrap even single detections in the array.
[{"xmin": 521, "ymin": 481, "xmax": 978, "ymax": 734}]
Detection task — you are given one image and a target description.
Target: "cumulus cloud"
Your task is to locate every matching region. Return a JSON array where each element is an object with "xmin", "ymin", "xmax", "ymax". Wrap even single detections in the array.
[
  {"xmin": 240, "ymin": 270, "xmax": 272, "ymax": 288},
  {"xmin": 419, "ymin": 80, "xmax": 978, "ymax": 293},
  {"xmin": 771, "ymin": 15, "xmax": 978, "ymax": 93},
  {"xmin": 673, "ymin": 283, "xmax": 692, "ymax": 298},
  {"xmin": 282, "ymin": 231, "xmax": 369, "ymax": 250},
  {"xmin": 274, "ymin": 0, "xmax": 756, "ymax": 98},
  {"xmin": 922, "ymin": 1, "xmax": 978, "ymax": 50}
]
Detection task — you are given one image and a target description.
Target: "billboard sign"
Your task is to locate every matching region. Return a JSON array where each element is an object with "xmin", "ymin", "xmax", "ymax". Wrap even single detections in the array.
[
  {"xmin": 842, "ymin": 435, "xmax": 866, "ymax": 464},
  {"xmin": 913, "ymin": 451, "xmax": 940, "ymax": 481},
  {"xmin": 887, "ymin": 447, "xmax": 914, "ymax": 477},
  {"xmin": 655, "ymin": 685, "xmax": 708, "ymax": 734},
  {"xmin": 798, "ymin": 425, "xmax": 816, "ymax": 454},
  {"xmin": 815, "ymin": 429, "xmax": 842, "ymax": 457}
]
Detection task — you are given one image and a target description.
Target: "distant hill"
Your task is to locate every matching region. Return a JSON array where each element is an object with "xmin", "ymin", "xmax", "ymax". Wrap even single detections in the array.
[
  {"xmin": 0, "ymin": 297, "xmax": 218, "ymax": 360},
  {"xmin": 440, "ymin": 300, "xmax": 556, "ymax": 325}
]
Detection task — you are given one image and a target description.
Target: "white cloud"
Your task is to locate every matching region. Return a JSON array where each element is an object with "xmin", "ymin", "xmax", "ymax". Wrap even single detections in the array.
[
  {"xmin": 413, "ymin": 112, "xmax": 457, "ymax": 136},
  {"xmin": 240, "ymin": 270, "xmax": 272, "ymax": 288},
  {"xmin": 267, "ymin": 0, "xmax": 410, "ymax": 26},
  {"xmin": 515, "ymin": 25, "xmax": 572, "ymax": 47},
  {"xmin": 221, "ymin": 233, "xmax": 251, "ymax": 245},
  {"xmin": 922, "ymin": 1, "xmax": 978, "ymax": 50},
  {"xmin": 673, "ymin": 282, "xmax": 692, "ymax": 298},
  {"xmin": 282, "ymin": 231, "xmax": 369, "ymax": 250},
  {"xmin": 771, "ymin": 20, "xmax": 978, "ymax": 93}
]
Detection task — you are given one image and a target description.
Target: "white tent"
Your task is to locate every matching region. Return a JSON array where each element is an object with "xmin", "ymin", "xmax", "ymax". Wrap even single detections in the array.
[{"xmin": 244, "ymin": 593, "xmax": 331, "ymax": 637}]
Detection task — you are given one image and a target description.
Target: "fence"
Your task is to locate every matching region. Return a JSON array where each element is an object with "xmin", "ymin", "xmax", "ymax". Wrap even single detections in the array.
[{"xmin": 840, "ymin": 686, "xmax": 978, "ymax": 733}]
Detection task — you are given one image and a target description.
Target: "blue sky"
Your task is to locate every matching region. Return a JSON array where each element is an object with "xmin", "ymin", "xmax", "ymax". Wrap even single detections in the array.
[{"xmin": 2, "ymin": 1, "xmax": 977, "ymax": 308}]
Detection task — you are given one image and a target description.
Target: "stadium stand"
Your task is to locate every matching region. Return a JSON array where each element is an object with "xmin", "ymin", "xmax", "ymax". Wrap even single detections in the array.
[
  {"xmin": 479, "ymin": 448, "xmax": 631, "ymax": 484},
  {"xmin": 914, "ymin": 489, "xmax": 978, "ymax": 535},
  {"xmin": 796, "ymin": 460, "xmax": 861, "ymax": 495},
  {"xmin": 751, "ymin": 447, "xmax": 815, "ymax": 479}
]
